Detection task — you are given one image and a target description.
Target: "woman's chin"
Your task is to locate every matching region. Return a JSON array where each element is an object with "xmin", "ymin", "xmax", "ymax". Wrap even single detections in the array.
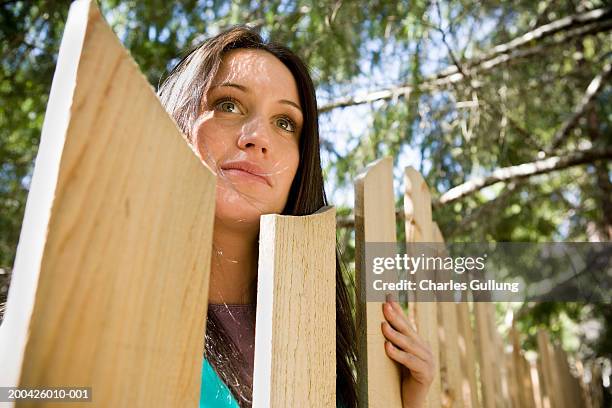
[
  {"xmin": 213, "ymin": 181, "xmax": 288, "ymax": 231},
  {"xmin": 214, "ymin": 192, "xmax": 266, "ymax": 230},
  {"xmin": 214, "ymin": 207, "xmax": 260, "ymax": 229}
]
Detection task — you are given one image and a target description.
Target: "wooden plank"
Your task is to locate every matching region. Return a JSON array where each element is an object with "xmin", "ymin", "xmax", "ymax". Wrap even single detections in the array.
[
  {"xmin": 520, "ymin": 355, "xmax": 538, "ymax": 408},
  {"xmin": 505, "ymin": 351, "xmax": 520, "ymax": 408},
  {"xmin": 532, "ymin": 355, "xmax": 547, "ymax": 408},
  {"xmin": 536, "ymin": 352, "xmax": 551, "ymax": 408},
  {"xmin": 438, "ymin": 307, "xmax": 461, "ymax": 408},
  {"xmin": 492, "ymin": 305, "xmax": 510, "ymax": 408},
  {"xmin": 553, "ymin": 344, "xmax": 585, "ymax": 408},
  {"xmin": 429, "ymin": 228, "xmax": 481, "ymax": 408},
  {"xmin": 573, "ymin": 360, "xmax": 590, "ymax": 408},
  {"xmin": 537, "ymin": 330, "xmax": 563, "ymax": 408},
  {"xmin": 404, "ymin": 167, "xmax": 442, "ymax": 408},
  {"xmin": 429, "ymin": 224, "xmax": 463, "ymax": 408},
  {"xmin": 474, "ymin": 302, "xmax": 506, "ymax": 408},
  {"xmin": 551, "ymin": 343, "xmax": 571, "ymax": 408},
  {"xmin": 509, "ymin": 328, "xmax": 523, "ymax": 408},
  {"xmin": 355, "ymin": 157, "xmax": 402, "ymax": 408},
  {"xmin": 474, "ymin": 302, "xmax": 495, "ymax": 408},
  {"xmin": 456, "ymin": 300, "xmax": 479, "ymax": 408},
  {"xmin": 510, "ymin": 327, "xmax": 536, "ymax": 408},
  {"xmin": 0, "ymin": 0, "xmax": 216, "ymax": 406},
  {"xmin": 253, "ymin": 206, "xmax": 336, "ymax": 407}
]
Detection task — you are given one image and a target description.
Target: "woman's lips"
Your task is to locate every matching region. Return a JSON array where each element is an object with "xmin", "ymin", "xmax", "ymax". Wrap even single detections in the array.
[
  {"xmin": 221, "ymin": 167, "xmax": 271, "ymax": 186},
  {"xmin": 221, "ymin": 162, "xmax": 272, "ymax": 186}
]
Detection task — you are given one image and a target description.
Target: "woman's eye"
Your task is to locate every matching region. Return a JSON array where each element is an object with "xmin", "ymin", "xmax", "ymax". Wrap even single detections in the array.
[
  {"xmin": 276, "ymin": 117, "xmax": 296, "ymax": 132},
  {"xmin": 215, "ymin": 99, "xmax": 240, "ymax": 113}
]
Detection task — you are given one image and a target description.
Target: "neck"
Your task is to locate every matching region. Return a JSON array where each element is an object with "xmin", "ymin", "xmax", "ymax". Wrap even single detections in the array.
[{"xmin": 208, "ymin": 219, "xmax": 258, "ymax": 304}]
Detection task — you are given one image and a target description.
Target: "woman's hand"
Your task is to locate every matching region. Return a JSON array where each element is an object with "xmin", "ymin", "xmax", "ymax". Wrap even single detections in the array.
[{"xmin": 381, "ymin": 294, "xmax": 435, "ymax": 408}]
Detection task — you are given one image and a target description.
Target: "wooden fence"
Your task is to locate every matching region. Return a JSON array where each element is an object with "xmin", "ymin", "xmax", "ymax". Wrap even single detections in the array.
[
  {"xmin": 353, "ymin": 157, "xmax": 603, "ymax": 408},
  {"xmin": 0, "ymin": 1, "xmax": 604, "ymax": 407}
]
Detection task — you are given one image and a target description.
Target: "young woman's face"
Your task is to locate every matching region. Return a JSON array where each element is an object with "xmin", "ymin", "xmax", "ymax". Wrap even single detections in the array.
[{"xmin": 192, "ymin": 49, "xmax": 303, "ymax": 229}]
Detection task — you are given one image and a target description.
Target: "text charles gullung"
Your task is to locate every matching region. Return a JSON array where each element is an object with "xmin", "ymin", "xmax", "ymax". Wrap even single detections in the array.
[{"xmin": 372, "ymin": 278, "xmax": 521, "ymax": 293}]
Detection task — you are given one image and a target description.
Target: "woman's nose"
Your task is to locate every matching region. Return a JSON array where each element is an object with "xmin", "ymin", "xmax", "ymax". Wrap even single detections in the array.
[{"xmin": 237, "ymin": 116, "xmax": 271, "ymax": 155}]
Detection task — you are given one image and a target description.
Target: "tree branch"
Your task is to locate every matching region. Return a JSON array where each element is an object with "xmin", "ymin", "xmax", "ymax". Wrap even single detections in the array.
[
  {"xmin": 436, "ymin": 146, "xmax": 612, "ymax": 206},
  {"xmin": 548, "ymin": 62, "xmax": 612, "ymax": 152},
  {"xmin": 319, "ymin": 7, "xmax": 611, "ymax": 113},
  {"xmin": 526, "ymin": 245, "xmax": 612, "ymax": 302},
  {"xmin": 334, "ymin": 146, "xmax": 609, "ymax": 228},
  {"xmin": 461, "ymin": 7, "xmax": 611, "ymax": 72}
]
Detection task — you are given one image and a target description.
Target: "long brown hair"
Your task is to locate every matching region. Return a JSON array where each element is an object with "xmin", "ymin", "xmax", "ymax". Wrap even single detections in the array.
[{"xmin": 158, "ymin": 26, "xmax": 357, "ymax": 408}]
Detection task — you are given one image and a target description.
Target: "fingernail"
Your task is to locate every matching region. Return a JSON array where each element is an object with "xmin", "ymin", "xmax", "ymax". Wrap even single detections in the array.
[{"xmin": 385, "ymin": 293, "xmax": 392, "ymax": 303}]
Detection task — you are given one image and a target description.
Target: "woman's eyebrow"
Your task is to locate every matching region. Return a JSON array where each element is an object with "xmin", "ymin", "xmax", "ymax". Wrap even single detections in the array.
[
  {"xmin": 212, "ymin": 82, "xmax": 302, "ymax": 113},
  {"xmin": 280, "ymin": 100, "xmax": 302, "ymax": 113},
  {"xmin": 211, "ymin": 82, "xmax": 248, "ymax": 92}
]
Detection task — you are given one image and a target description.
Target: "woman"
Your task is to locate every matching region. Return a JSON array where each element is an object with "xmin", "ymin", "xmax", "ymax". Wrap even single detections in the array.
[{"xmin": 158, "ymin": 26, "xmax": 434, "ymax": 408}]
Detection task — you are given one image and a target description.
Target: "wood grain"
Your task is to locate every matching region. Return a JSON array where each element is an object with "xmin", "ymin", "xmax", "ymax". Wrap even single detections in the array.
[
  {"xmin": 456, "ymin": 297, "xmax": 479, "ymax": 408},
  {"xmin": 475, "ymin": 302, "xmax": 507, "ymax": 408},
  {"xmin": 403, "ymin": 167, "xmax": 442, "ymax": 408},
  {"xmin": 0, "ymin": 1, "xmax": 216, "ymax": 406},
  {"xmin": 430, "ymin": 224, "xmax": 464, "ymax": 408},
  {"xmin": 537, "ymin": 330, "xmax": 564, "ymax": 408},
  {"xmin": 355, "ymin": 157, "xmax": 403, "ymax": 408},
  {"xmin": 253, "ymin": 206, "xmax": 336, "ymax": 407}
]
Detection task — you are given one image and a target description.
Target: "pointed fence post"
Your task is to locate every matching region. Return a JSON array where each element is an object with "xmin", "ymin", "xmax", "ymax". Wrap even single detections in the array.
[
  {"xmin": 404, "ymin": 167, "xmax": 443, "ymax": 408},
  {"xmin": 253, "ymin": 206, "xmax": 337, "ymax": 407},
  {"xmin": 355, "ymin": 157, "xmax": 403, "ymax": 408},
  {"xmin": 537, "ymin": 329, "xmax": 565, "ymax": 408},
  {"xmin": 0, "ymin": 1, "xmax": 216, "ymax": 406},
  {"xmin": 475, "ymin": 302, "xmax": 507, "ymax": 408}
]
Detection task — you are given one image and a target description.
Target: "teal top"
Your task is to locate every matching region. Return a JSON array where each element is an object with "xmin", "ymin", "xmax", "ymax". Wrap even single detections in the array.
[
  {"xmin": 200, "ymin": 358, "xmax": 240, "ymax": 408},
  {"xmin": 200, "ymin": 358, "xmax": 346, "ymax": 408}
]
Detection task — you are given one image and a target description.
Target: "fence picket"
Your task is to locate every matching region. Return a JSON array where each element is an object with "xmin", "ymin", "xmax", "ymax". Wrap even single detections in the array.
[
  {"xmin": 507, "ymin": 350, "xmax": 523, "ymax": 408},
  {"xmin": 554, "ymin": 343, "xmax": 586, "ymax": 408},
  {"xmin": 431, "ymin": 228, "xmax": 464, "ymax": 408},
  {"xmin": 253, "ymin": 207, "xmax": 336, "ymax": 407},
  {"xmin": 0, "ymin": 1, "xmax": 216, "ymax": 406},
  {"xmin": 537, "ymin": 329, "xmax": 565, "ymax": 408},
  {"xmin": 475, "ymin": 302, "xmax": 508, "ymax": 408},
  {"xmin": 355, "ymin": 157, "xmax": 403, "ymax": 408},
  {"xmin": 404, "ymin": 167, "xmax": 443, "ymax": 408},
  {"xmin": 456, "ymin": 298, "xmax": 480, "ymax": 408},
  {"xmin": 510, "ymin": 327, "xmax": 537, "ymax": 408}
]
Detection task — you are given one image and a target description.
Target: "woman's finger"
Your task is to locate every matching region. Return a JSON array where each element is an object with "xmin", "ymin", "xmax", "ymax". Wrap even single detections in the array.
[
  {"xmin": 382, "ymin": 299, "xmax": 418, "ymax": 339},
  {"xmin": 382, "ymin": 296, "xmax": 433, "ymax": 360},
  {"xmin": 381, "ymin": 321, "xmax": 431, "ymax": 363},
  {"xmin": 384, "ymin": 341, "xmax": 434, "ymax": 385}
]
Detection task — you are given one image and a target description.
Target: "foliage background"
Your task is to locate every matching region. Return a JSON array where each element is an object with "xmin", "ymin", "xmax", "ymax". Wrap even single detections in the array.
[{"xmin": 1, "ymin": 0, "xmax": 611, "ymax": 400}]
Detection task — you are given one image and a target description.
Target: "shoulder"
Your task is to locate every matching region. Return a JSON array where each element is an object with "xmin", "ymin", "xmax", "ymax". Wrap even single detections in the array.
[
  {"xmin": 200, "ymin": 358, "xmax": 240, "ymax": 408},
  {"xmin": 202, "ymin": 358, "xmax": 349, "ymax": 408}
]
